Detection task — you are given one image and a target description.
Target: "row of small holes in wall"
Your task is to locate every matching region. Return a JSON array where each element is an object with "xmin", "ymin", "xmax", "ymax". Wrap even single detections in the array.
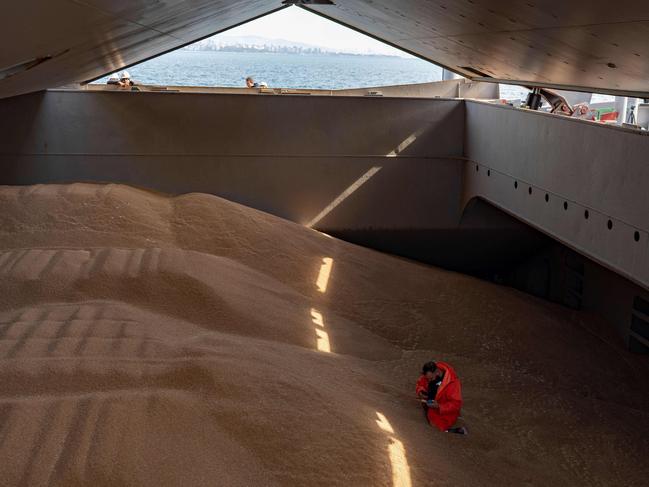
[{"xmin": 475, "ymin": 164, "xmax": 641, "ymax": 243}]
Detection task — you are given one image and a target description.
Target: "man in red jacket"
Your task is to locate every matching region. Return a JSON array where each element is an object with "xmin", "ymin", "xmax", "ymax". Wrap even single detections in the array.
[{"xmin": 416, "ymin": 361, "xmax": 467, "ymax": 435}]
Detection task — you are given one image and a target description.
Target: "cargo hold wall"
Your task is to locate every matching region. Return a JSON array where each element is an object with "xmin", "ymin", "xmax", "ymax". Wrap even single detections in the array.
[
  {"xmin": 464, "ymin": 100, "xmax": 649, "ymax": 350},
  {"xmin": 1, "ymin": 89, "xmax": 648, "ymax": 352},
  {"xmin": 0, "ymin": 90, "xmax": 465, "ymax": 234}
]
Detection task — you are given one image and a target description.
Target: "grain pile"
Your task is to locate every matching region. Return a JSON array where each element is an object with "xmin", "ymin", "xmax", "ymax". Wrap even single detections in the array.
[{"xmin": 0, "ymin": 183, "xmax": 647, "ymax": 486}]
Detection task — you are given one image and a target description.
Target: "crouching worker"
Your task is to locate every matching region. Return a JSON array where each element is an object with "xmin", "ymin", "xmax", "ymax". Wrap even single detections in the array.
[{"xmin": 416, "ymin": 361, "xmax": 467, "ymax": 435}]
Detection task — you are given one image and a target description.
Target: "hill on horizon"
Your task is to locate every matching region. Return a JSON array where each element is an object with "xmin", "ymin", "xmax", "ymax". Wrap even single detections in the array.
[{"xmin": 184, "ymin": 34, "xmax": 407, "ymax": 57}]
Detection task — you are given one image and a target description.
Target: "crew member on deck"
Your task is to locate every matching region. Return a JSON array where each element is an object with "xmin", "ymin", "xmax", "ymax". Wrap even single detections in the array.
[
  {"xmin": 416, "ymin": 360, "xmax": 467, "ymax": 435},
  {"xmin": 118, "ymin": 71, "xmax": 135, "ymax": 88},
  {"xmin": 108, "ymin": 71, "xmax": 136, "ymax": 89}
]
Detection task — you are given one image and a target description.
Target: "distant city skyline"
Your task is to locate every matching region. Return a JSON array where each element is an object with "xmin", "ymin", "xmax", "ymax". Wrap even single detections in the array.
[
  {"xmin": 186, "ymin": 34, "xmax": 401, "ymax": 57},
  {"xmin": 210, "ymin": 6, "xmax": 411, "ymax": 57}
]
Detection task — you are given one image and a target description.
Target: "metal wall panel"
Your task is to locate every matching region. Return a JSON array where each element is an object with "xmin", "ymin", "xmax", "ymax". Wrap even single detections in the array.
[
  {"xmin": 463, "ymin": 100, "xmax": 649, "ymax": 291},
  {"xmin": 0, "ymin": 90, "xmax": 465, "ymax": 228}
]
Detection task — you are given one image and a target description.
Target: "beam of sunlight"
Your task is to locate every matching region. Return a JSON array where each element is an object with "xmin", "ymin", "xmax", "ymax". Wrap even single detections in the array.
[
  {"xmin": 375, "ymin": 412, "xmax": 394, "ymax": 434},
  {"xmin": 375, "ymin": 411, "xmax": 412, "ymax": 487},
  {"xmin": 386, "ymin": 125, "xmax": 434, "ymax": 157},
  {"xmin": 305, "ymin": 167, "xmax": 382, "ymax": 228},
  {"xmin": 388, "ymin": 438, "xmax": 413, "ymax": 487},
  {"xmin": 316, "ymin": 257, "xmax": 333, "ymax": 293},
  {"xmin": 386, "ymin": 133, "xmax": 418, "ymax": 157},
  {"xmin": 310, "ymin": 308, "xmax": 324, "ymax": 327},
  {"xmin": 311, "ymin": 308, "xmax": 331, "ymax": 353},
  {"xmin": 315, "ymin": 328, "xmax": 331, "ymax": 353}
]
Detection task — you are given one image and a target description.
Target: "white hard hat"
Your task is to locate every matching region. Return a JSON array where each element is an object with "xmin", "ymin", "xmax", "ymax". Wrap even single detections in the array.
[
  {"xmin": 119, "ymin": 71, "xmax": 131, "ymax": 80},
  {"xmin": 259, "ymin": 81, "xmax": 268, "ymax": 88}
]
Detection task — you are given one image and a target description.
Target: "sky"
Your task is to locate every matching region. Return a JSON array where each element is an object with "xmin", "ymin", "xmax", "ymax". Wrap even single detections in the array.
[{"xmin": 215, "ymin": 6, "xmax": 410, "ymax": 57}]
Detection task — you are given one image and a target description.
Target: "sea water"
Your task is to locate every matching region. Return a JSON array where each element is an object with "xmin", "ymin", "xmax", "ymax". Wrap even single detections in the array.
[
  {"xmin": 95, "ymin": 50, "xmax": 444, "ymax": 90},
  {"xmin": 94, "ymin": 49, "xmax": 614, "ymax": 103}
]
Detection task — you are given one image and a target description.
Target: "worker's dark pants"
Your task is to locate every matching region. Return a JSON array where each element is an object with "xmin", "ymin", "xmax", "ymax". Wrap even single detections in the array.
[{"xmin": 427, "ymin": 381, "xmax": 437, "ymax": 400}]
